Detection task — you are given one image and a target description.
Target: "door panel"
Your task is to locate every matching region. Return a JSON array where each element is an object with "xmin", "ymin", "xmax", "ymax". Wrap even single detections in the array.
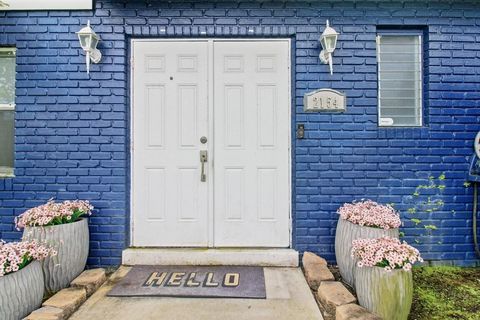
[
  {"xmin": 132, "ymin": 41, "xmax": 209, "ymax": 246},
  {"xmin": 213, "ymin": 41, "xmax": 290, "ymax": 247}
]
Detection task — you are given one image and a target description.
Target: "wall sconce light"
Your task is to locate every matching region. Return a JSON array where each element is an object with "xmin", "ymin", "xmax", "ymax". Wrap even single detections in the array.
[
  {"xmin": 76, "ymin": 20, "xmax": 101, "ymax": 74},
  {"xmin": 319, "ymin": 20, "xmax": 339, "ymax": 75}
]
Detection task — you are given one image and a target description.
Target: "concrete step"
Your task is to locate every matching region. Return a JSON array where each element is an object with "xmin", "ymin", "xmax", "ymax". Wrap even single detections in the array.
[{"xmin": 122, "ymin": 248, "xmax": 299, "ymax": 267}]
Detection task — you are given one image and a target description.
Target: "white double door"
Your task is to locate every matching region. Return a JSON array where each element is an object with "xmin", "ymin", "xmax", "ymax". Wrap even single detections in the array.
[{"xmin": 132, "ymin": 40, "xmax": 290, "ymax": 247}]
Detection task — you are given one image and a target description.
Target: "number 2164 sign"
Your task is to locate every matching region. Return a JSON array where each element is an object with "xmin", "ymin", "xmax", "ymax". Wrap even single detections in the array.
[{"xmin": 303, "ymin": 88, "xmax": 346, "ymax": 112}]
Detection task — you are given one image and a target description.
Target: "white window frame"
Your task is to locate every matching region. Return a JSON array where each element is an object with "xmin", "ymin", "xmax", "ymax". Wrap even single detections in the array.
[
  {"xmin": 377, "ymin": 33, "xmax": 423, "ymax": 127},
  {"xmin": 0, "ymin": 47, "xmax": 16, "ymax": 177}
]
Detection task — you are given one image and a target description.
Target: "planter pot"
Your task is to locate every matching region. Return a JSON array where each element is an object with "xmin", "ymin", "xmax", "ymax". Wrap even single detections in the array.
[
  {"xmin": 0, "ymin": 261, "xmax": 44, "ymax": 320},
  {"xmin": 354, "ymin": 266, "xmax": 413, "ymax": 320},
  {"xmin": 335, "ymin": 219, "xmax": 399, "ymax": 287},
  {"xmin": 23, "ymin": 218, "xmax": 89, "ymax": 294}
]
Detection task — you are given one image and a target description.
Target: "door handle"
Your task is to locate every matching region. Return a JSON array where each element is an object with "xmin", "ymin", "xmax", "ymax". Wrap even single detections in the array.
[{"xmin": 200, "ymin": 150, "xmax": 208, "ymax": 182}]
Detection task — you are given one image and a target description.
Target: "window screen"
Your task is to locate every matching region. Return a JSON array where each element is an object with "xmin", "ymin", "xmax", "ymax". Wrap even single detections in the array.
[
  {"xmin": 377, "ymin": 34, "xmax": 422, "ymax": 127},
  {"xmin": 0, "ymin": 48, "xmax": 16, "ymax": 177}
]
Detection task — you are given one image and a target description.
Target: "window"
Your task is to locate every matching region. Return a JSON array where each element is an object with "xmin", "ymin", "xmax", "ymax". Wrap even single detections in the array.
[
  {"xmin": 377, "ymin": 33, "xmax": 423, "ymax": 127},
  {"xmin": 0, "ymin": 48, "xmax": 16, "ymax": 177}
]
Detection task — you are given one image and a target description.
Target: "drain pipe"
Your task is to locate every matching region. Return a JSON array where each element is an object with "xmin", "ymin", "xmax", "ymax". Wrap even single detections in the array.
[
  {"xmin": 473, "ymin": 183, "xmax": 480, "ymax": 258},
  {"xmin": 471, "ymin": 132, "xmax": 480, "ymax": 258}
]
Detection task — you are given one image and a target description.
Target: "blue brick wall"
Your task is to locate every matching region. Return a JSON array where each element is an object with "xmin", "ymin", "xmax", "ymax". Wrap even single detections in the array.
[{"xmin": 1, "ymin": 0, "xmax": 479, "ymax": 267}]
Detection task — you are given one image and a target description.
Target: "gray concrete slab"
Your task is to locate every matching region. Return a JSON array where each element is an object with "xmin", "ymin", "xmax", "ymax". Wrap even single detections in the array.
[{"xmin": 70, "ymin": 266, "xmax": 323, "ymax": 320}]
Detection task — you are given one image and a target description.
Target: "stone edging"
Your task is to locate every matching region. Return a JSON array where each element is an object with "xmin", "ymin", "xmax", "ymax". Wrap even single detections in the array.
[
  {"xmin": 302, "ymin": 252, "xmax": 382, "ymax": 320},
  {"xmin": 24, "ymin": 269, "xmax": 107, "ymax": 320}
]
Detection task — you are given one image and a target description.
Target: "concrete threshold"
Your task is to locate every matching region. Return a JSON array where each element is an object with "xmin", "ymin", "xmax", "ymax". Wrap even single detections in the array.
[
  {"xmin": 122, "ymin": 248, "xmax": 299, "ymax": 267},
  {"xmin": 69, "ymin": 266, "xmax": 323, "ymax": 320}
]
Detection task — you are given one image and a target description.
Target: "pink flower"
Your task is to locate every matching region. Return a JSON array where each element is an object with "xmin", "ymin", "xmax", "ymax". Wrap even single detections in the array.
[
  {"xmin": 15, "ymin": 199, "xmax": 94, "ymax": 229},
  {"xmin": 337, "ymin": 200, "xmax": 401, "ymax": 230},
  {"xmin": 0, "ymin": 240, "xmax": 56, "ymax": 277},
  {"xmin": 351, "ymin": 236, "xmax": 422, "ymax": 271}
]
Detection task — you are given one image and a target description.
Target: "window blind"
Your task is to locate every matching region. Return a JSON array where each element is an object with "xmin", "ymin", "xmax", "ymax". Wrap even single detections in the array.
[
  {"xmin": 0, "ymin": 47, "xmax": 16, "ymax": 176},
  {"xmin": 377, "ymin": 35, "xmax": 422, "ymax": 127},
  {"xmin": 0, "ymin": 48, "xmax": 16, "ymax": 106}
]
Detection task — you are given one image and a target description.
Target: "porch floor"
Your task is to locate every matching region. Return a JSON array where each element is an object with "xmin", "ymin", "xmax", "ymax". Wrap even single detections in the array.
[{"xmin": 69, "ymin": 266, "xmax": 323, "ymax": 320}]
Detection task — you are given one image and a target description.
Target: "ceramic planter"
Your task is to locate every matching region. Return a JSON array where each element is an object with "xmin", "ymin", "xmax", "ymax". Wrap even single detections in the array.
[
  {"xmin": 0, "ymin": 261, "xmax": 44, "ymax": 320},
  {"xmin": 23, "ymin": 218, "xmax": 89, "ymax": 294},
  {"xmin": 334, "ymin": 219, "xmax": 399, "ymax": 287},
  {"xmin": 354, "ymin": 266, "xmax": 413, "ymax": 320}
]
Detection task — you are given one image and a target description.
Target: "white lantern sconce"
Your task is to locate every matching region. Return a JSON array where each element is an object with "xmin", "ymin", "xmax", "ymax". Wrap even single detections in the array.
[
  {"xmin": 76, "ymin": 20, "xmax": 101, "ymax": 74},
  {"xmin": 319, "ymin": 20, "xmax": 339, "ymax": 75}
]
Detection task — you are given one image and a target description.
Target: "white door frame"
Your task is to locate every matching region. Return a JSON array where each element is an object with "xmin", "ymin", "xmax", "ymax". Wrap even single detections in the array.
[{"xmin": 129, "ymin": 38, "xmax": 293, "ymax": 247}]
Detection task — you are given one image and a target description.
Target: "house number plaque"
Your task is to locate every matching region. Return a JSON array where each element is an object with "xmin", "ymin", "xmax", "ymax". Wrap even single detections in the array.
[{"xmin": 303, "ymin": 88, "xmax": 346, "ymax": 112}]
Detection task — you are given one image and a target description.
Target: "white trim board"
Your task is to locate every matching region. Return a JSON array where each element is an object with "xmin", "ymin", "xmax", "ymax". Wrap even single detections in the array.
[{"xmin": 0, "ymin": 0, "xmax": 93, "ymax": 10}]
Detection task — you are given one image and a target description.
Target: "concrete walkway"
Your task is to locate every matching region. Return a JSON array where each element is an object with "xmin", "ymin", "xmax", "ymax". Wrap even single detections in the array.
[{"xmin": 70, "ymin": 266, "xmax": 323, "ymax": 320}]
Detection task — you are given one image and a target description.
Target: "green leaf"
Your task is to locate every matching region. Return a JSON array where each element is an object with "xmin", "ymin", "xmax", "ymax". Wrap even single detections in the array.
[
  {"xmin": 411, "ymin": 218, "xmax": 422, "ymax": 225},
  {"xmin": 424, "ymin": 225, "xmax": 437, "ymax": 230}
]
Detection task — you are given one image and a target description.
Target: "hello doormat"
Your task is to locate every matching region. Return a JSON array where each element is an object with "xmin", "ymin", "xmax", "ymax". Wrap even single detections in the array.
[{"xmin": 107, "ymin": 266, "xmax": 266, "ymax": 299}]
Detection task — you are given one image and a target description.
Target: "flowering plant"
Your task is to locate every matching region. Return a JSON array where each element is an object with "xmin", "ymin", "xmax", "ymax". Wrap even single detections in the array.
[
  {"xmin": 351, "ymin": 236, "xmax": 423, "ymax": 272},
  {"xmin": 0, "ymin": 240, "xmax": 56, "ymax": 277},
  {"xmin": 337, "ymin": 200, "xmax": 401, "ymax": 230},
  {"xmin": 15, "ymin": 199, "xmax": 94, "ymax": 229}
]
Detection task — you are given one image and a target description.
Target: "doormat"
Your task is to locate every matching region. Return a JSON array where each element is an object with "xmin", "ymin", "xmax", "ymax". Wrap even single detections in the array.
[{"xmin": 107, "ymin": 266, "xmax": 266, "ymax": 299}]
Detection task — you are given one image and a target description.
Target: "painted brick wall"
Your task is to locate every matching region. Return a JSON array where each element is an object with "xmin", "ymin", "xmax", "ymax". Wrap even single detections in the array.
[{"xmin": 0, "ymin": 0, "xmax": 479, "ymax": 267}]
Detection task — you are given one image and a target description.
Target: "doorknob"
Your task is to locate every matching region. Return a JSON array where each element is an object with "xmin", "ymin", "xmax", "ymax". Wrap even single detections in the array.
[{"xmin": 200, "ymin": 150, "xmax": 208, "ymax": 182}]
